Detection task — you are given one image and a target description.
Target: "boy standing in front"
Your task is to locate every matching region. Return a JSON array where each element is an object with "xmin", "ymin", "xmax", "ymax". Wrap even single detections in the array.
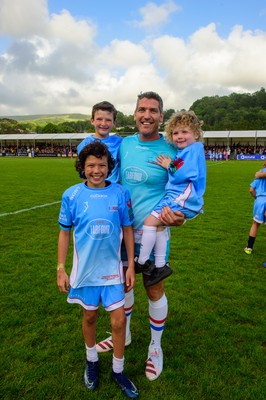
[{"xmin": 57, "ymin": 141, "xmax": 139, "ymax": 398}]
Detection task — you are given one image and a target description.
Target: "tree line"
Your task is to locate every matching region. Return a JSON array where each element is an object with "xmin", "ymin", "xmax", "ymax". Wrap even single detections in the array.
[{"xmin": 1, "ymin": 88, "xmax": 265, "ymax": 134}]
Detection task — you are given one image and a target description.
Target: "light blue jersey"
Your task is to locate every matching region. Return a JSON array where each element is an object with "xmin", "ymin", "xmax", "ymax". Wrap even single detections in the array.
[
  {"xmin": 250, "ymin": 168, "xmax": 266, "ymax": 196},
  {"xmin": 58, "ymin": 182, "xmax": 134, "ymax": 288},
  {"xmin": 120, "ymin": 134, "xmax": 176, "ymax": 243},
  {"xmin": 163, "ymin": 141, "xmax": 206, "ymax": 213},
  {"xmin": 77, "ymin": 135, "xmax": 122, "ymax": 183}
]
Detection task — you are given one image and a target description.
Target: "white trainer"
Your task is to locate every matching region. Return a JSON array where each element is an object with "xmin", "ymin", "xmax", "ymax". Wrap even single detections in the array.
[
  {"xmin": 96, "ymin": 332, "xmax": 131, "ymax": 353},
  {"xmin": 145, "ymin": 346, "xmax": 163, "ymax": 381}
]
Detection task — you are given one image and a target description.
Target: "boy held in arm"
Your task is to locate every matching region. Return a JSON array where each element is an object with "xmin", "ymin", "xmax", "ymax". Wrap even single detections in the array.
[
  {"xmin": 57, "ymin": 141, "xmax": 139, "ymax": 399},
  {"xmin": 135, "ymin": 110, "xmax": 206, "ymax": 287}
]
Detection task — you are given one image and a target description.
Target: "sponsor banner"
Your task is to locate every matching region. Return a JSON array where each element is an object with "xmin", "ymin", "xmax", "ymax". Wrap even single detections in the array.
[
  {"xmin": 35, "ymin": 153, "xmax": 58, "ymax": 157},
  {"xmin": 237, "ymin": 154, "xmax": 266, "ymax": 161}
]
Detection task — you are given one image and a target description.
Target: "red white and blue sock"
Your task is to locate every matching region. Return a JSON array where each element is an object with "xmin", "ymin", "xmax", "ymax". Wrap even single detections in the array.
[{"xmin": 148, "ymin": 294, "xmax": 168, "ymax": 348}]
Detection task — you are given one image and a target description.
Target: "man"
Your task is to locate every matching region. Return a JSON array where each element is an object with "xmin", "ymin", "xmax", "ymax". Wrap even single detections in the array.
[{"xmin": 96, "ymin": 91, "xmax": 185, "ymax": 381}]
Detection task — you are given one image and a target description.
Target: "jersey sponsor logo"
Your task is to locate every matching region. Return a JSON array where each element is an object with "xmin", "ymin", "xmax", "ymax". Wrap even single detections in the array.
[
  {"xmin": 101, "ymin": 274, "xmax": 120, "ymax": 280},
  {"xmin": 90, "ymin": 194, "xmax": 108, "ymax": 198},
  {"xmin": 70, "ymin": 186, "xmax": 81, "ymax": 200},
  {"xmin": 86, "ymin": 219, "xmax": 114, "ymax": 240},
  {"xmin": 123, "ymin": 167, "xmax": 148, "ymax": 185},
  {"xmin": 83, "ymin": 201, "xmax": 89, "ymax": 212},
  {"xmin": 59, "ymin": 212, "xmax": 67, "ymax": 222},
  {"xmin": 109, "ymin": 206, "xmax": 118, "ymax": 211}
]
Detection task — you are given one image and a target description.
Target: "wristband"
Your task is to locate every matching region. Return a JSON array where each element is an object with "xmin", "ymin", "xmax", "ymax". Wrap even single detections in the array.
[{"xmin": 57, "ymin": 263, "xmax": 65, "ymax": 271}]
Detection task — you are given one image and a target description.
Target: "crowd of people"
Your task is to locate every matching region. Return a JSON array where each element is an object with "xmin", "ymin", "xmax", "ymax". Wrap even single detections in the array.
[
  {"xmin": 0, "ymin": 145, "xmax": 77, "ymax": 157},
  {"xmin": 1, "ymin": 143, "xmax": 266, "ymax": 159}
]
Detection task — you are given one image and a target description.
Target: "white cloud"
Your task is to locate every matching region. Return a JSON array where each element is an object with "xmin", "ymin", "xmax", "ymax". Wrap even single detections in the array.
[
  {"xmin": 49, "ymin": 9, "xmax": 97, "ymax": 47},
  {"xmin": 0, "ymin": 1, "xmax": 265, "ymax": 116},
  {"xmin": 133, "ymin": 0, "xmax": 180, "ymax": 30},
  {"xmin": 0, "ymin": 0, "xmax": 48, "ymax": 37},
  {"xmin": 151, "ymin": 23, "xmax": 266, "ymax": 110},
  {"xmin": 99, "ymin": 40, "xmax": 150, "ymax": 68}
]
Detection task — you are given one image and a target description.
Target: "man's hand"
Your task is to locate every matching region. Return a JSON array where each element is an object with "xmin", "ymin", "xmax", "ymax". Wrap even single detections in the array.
[{"xmin": 159, "ymin": 206, "xmax": 185, "ymax": 226}]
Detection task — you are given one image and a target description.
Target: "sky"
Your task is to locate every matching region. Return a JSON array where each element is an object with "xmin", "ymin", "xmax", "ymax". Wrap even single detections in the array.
[{"xmin": 0, "ymin": 0, "xmax": 266, "ymax": 117}]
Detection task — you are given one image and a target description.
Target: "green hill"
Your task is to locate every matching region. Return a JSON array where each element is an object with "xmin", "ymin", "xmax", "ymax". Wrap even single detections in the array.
[{"xmin": 2, "ymin": 113, "xmax": 89, "ymax": 124}]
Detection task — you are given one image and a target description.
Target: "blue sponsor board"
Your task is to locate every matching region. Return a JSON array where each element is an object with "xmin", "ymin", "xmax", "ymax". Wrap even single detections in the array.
[{"xmin": 237, "ymin": 154, "xmax": 266, "ymax": 161}]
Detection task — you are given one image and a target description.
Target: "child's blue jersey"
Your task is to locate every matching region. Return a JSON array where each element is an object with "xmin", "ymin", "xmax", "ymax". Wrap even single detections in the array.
[
  {"xmin": 77, "ymin": 135, "xmax": 122, "ymax": 183},
  {"xmin": 166, "ymin": 141, "xmax": 206, "ymax": 213},
  {"xmin": 250, "ymin": 168, "xmax": 266, "ymax": 196},
  {"xmin": 58, "ymin": 182, "xmax": 134, "ymax": 288},
  {"xmin": 120, "ymin": 134, "xmax": 176, "ymax": 238}
]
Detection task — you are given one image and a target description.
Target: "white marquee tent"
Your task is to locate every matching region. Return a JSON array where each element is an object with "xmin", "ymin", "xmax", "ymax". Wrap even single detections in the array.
[{"xmin": 0, "ymin": 130, "xmax": 266, "ymax": 153}]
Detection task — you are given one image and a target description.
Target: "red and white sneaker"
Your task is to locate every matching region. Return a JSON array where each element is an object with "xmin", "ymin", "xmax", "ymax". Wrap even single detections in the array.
[
  {"xmin": 96, "ymin": 332, "xmax": 131, "ymax": 353},
  {"xmin": 145, "ymin": 346, "xmax": 163, "ymax": 381}
]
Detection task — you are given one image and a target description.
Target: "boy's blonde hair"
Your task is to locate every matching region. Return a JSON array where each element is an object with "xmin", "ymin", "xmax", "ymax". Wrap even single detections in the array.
[{"xmin": 165, "ymin": 110, "xmax": 203, "ymax": 143}]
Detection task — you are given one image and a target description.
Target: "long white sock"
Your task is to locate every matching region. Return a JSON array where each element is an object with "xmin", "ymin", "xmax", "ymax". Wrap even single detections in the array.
[
  {"xmin": 124, "ymin": 289, "xmax": 134, "ymax": 338},
  {"xmin": 85, "ymin": 344, "xmax": 98, "ymax": 362},
  {"xmin": 112, "ymin": 355, "xmax": 124, "ymax": 373},
  {"xmin": 154, "ymin": 228, "xmax": 168, "ymax": 268},
  {"xmin": 149, "ymin": 294, "xmax": 168, "ymax": 349},
  {"xmin": 138, "ymin": 225, "xmax": 157, "ymax": 264}
]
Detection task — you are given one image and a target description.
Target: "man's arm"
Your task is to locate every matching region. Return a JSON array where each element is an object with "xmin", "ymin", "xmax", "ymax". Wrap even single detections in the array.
[{"xmin": 159, "ymin": 206, "xmax": 185, "ymax": 226}]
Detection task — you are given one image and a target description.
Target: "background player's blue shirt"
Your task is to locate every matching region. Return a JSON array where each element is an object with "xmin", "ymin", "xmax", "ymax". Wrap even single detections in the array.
[
  {"xmin": 250, "ymin": 168, "xmax": 266, "ymax": 196},
  {"xmin": 58, "ymin": 182, "xmax": 134, "ymax": 288},
  {"xmin": 166, "ymin": 141, "xmax": 206, "ymax": 212},
  {"xmin": 77, "ymin": 135, "xmax": 122, "ymax": 183},
  {"xmin": 120, "ymin": 134, "xmax": 176, "ymax": 241}
]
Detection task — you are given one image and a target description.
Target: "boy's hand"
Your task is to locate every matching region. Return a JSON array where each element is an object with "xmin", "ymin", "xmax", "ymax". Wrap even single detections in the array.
[
  {"xmin": 125, "ymin": 264, "xmax": 135, "ymax": 292},
  {"xmin": 156, "ymin": 154, "xmax": 172, "ymax": 170},
  {"xmin": 57, "ymin": 269, "xmax": 70, "ymax": 293}
]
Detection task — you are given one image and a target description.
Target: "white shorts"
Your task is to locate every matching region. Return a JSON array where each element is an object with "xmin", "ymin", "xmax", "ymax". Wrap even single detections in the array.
[
  {"xmin": 153, "ymin": 196, "xmax": 199, "ymax": 220},
  {"xmin": 67, "ymin": 284, "xmax": 125, "ymax": 311}
]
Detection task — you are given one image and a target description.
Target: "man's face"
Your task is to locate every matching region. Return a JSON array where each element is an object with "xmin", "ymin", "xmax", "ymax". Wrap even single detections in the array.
[{"xmin": 134, "ymin": 97, "xmax": 164, "ymax": 140}]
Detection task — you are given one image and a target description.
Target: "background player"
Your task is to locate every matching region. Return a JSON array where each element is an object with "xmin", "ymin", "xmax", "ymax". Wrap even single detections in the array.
[{"xmin": 244, "ymin": 166, "xmax": 266, "ymax": 254}]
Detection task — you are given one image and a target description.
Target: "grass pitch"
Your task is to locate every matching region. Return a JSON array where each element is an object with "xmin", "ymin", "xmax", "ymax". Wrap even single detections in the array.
[{"xmin": 0, "ymin": 157, "xmax": 266, "ymax": 400}]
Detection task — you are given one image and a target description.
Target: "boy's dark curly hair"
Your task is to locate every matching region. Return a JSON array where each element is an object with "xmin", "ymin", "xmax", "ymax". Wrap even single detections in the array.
[{"xmin": 75, "ymin": 140, "xmax": 115, "ymax": 179}]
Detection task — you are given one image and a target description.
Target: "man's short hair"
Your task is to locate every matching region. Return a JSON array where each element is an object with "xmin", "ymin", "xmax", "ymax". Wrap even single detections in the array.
[{"xmin": 136, "ymin": 91, "xmax": 163, "ymax": 114}]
